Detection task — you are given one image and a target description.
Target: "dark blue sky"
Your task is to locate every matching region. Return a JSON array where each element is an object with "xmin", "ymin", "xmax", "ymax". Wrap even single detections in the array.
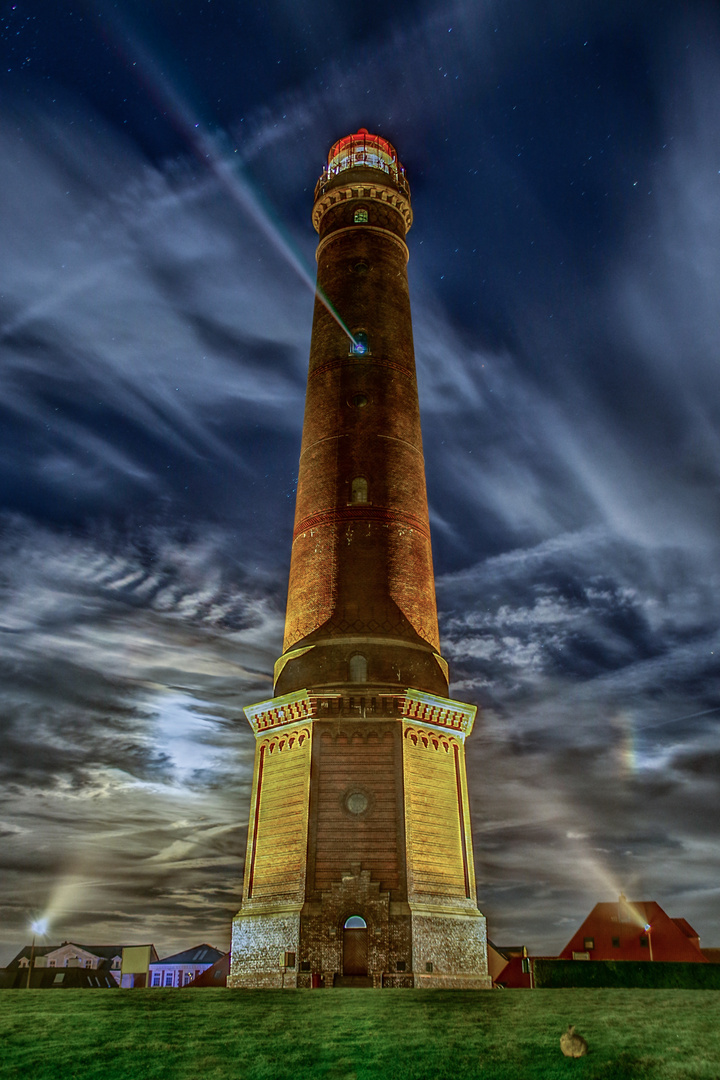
[{"xmin": 1, "ymin": 0, "xmax": 719, "ymax": 962}]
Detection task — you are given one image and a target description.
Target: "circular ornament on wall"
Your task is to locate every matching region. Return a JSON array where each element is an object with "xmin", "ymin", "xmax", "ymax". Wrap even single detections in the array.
[{"xmin": 344, "ymin": 790, "xmax": 370, "ymax": 815}]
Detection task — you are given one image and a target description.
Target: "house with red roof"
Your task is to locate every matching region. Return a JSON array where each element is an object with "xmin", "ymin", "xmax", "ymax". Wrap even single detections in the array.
[{"xmin": 559, "ymin": 896, "xmax": 707, "ymax": 963}]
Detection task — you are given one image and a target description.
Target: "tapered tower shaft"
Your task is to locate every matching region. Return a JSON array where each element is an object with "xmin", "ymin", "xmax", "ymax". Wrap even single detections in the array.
[{"xmin": 275, "ymin": 129, "xmax": 447, "ymax": 700}]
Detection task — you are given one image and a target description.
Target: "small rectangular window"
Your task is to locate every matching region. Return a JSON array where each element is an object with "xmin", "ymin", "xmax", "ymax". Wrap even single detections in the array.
[
  {"xmin": 300, "ymin": 961, "xmax": 311, "ymax": 972},
  {"xmin": 583, "ymin": 938, "xmax": 595, "ymax": 950},
  {"xmin": 396, "ymin": 961, "xmax": 406, "ymax": 972},
  {"xmin": 284, "ymin": 951, "xmax": 296, "ymax": 968},
  {"xmin": 612, "ymin": 937, "xmax": 620, "ymax": 948},
  {"xmin": 521, "ymin": 958, "xmax": 530, "ymax": 973},
  {"xmin": 152, "ymin": 973, "xmax": 161, "ymax": 986},
  {"xmin": 164, "ymin": 972, "xmax": 173, "ymax": 986},
  {"xmin": 425, "ymin": 962, "xmax": 434, "ymax": 973},
  {"xmin": 640, "ymin": 936, "xmax": 649, "ymax": 948}
]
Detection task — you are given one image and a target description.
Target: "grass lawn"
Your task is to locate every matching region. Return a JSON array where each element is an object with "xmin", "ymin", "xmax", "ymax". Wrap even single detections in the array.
[{"xmin": 1, "ymin": 988, "xmax": 719, "ymax": 1080}]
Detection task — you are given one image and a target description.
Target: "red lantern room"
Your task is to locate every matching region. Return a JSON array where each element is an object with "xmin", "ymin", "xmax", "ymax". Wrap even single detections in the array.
[{"xmin": 315, "ymin": 128, "xmax": 409, "ymax": 200}]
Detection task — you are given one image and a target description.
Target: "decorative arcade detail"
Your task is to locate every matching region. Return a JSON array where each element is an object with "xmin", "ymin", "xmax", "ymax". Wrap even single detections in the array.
[{"xmin": 230, "ymin": 129, "xmax": 491, "ymax": 989}]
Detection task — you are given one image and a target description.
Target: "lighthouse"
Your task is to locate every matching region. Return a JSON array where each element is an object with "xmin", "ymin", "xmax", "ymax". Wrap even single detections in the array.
[{"xmin": 230, "ymin": 130, "xmax": 490, "ymax": 989}]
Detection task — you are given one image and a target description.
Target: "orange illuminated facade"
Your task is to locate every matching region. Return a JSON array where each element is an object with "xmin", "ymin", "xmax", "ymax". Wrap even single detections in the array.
[{"xmin": 230, "ymin": 130, "xmax": 490, "ymax": 989}]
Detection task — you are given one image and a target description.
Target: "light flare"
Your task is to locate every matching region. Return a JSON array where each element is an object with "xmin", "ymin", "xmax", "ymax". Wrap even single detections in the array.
[{"xmin": 90, "ymin": 2, "xmax": 358, "ymax": 347}]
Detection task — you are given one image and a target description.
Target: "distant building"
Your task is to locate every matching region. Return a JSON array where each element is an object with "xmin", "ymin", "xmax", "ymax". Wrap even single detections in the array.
[
  {"xmin": 186, "ymin": 952, "xmax": 229, "ymax": 987},
  {"xmin": 559, "ymin": 896, "xmax": 708, "ymax": 963},
  {"xmin": 1, "ymin": 942, "xmax": 156, "ymax": 988},
  {"xmin": 148, "ymin": 945, "xmax": 225, "ymax": 987},
  {"xmin": 488, "ymin": 942, "xmax": 534, "ymax": 988},
  {"xmin": 119, "ymin": 944, "xmax": 159, "ymax": 987}
]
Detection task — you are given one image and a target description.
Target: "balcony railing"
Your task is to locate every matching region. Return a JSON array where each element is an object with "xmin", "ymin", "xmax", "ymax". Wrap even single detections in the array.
[{"xmin": 314, "ymin": 151, "xmax": 410, "ymax": 200}]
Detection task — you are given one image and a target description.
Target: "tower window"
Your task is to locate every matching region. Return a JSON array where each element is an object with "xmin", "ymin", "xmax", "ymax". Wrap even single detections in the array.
[
  {"xmin": 351, "ymin": 477, "xmax": 368, "ymax": 504},
  {"xmin": 354, "ymin": 207, "xmax": 368, "ymax": 223},
  {"xmin": 349, "ymin": 653, "xmax": 367, "ymax": 682},
  {"xmin": 350, "ymin": 330, "xmax": 369, "ymax": 356}
]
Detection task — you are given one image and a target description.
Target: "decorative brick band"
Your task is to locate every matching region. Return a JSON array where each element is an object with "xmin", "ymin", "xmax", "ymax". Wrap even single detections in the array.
[
  {"xmin": 293, "ymin": 505, "xmax": 431, "ymax": 543},
  {"xmin": 401, "ymin": 689, "xmax": 477, "ymax": 737},
  {"xmin": 312, "ymin": 182, "xmax": 412, "ymax": 232},
  {"xmin": 245, "ymin": 690, "xmax": 314, "ymax": 735},
  {"xmin": 308, "ymin": 355, "xmax": 414, "ymax": 381}
]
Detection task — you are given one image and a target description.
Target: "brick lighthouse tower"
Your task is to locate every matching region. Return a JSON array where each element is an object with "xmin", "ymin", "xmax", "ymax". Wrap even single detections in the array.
[{"xmin": 230, "ymin": 130, "xmax": 490, "ymax": 989}]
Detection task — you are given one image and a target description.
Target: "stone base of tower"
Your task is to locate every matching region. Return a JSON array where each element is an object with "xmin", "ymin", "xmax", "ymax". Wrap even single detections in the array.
[
  {"xmin": 229, "ymin": 904, "xmax": 302, "ymax": 988},
  {"xmin": 229, "ymin": 869, "xmax": 490, "ymax": 990},
  {"xmin": 230, "ymin": 687, "xmax": 491, "ymax": 989},
  {"xmin": 408, "ymin": 904, "xmax": 491, "ymax": 989}
]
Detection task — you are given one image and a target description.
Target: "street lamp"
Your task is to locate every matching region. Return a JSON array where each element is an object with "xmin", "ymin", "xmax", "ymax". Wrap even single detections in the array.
[
  {"xmin": 26, "ymin": 919, "xmax": 48, "ymax": 989},
  {"xmin": 643, "ymin": 923, "xmax": 653, "ymax": 962}
]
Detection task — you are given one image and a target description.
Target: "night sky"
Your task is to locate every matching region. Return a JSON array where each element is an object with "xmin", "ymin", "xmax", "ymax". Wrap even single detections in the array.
[{"xmin": 1, "ymin": 0, "xmax": 719, "ymax": 965}]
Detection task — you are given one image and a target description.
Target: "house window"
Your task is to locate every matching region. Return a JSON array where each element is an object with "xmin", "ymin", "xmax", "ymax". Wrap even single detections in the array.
[
  {"xmin": 86, "ymin": 959, "xmax": 93, "ymax": 968},
  {"xmin": 49, "ymin": 960, "xmax": 56, "ymax": 967},
  {"xmin": 522, "ymin": 958, "xmax": 530, "ymax": 973},
  {"xmin": 184, "ymin": 972, "xmax": 191, "ymax": 985},
  {"xmin": 640, "ymin": 936, "xmax": 649, "ymax": 948},
  {"xmin": 284, "ymin": 952, "xmax": 296, "ymax": 968},
  {"xmin": 152, "ymin": 973, "xmax": 161, "ymax": 987},
  {"xmin": 583, "ymin": 938, "xmax": 595, "ymax": 950},
  {"xmin": 351, "ymin": 477, "xmax": 368, "ymax": 504},
  {"xmin": 300, "ymin": 961, "xmax": 311, "ymax": 972},
  {"xmin": 354, "ymin": 207, "xmax": 368, "ymax": 223},
  {"xmin": 164, "ymin": 972, "xmax": 173, "ymax": 986},
  {"xmin": 425, "ymin": 962, "xmax": 434, "ymax": 973},
  {"xmin": 612, "ymin": 937, "xmax": 620, "ymax": 948}
]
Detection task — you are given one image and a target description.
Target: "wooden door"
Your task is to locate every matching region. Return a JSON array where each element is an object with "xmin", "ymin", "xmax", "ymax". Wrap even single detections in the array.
[{"xmin": 343, "ymin": 928, "xmax": 368, "ymax": 975}]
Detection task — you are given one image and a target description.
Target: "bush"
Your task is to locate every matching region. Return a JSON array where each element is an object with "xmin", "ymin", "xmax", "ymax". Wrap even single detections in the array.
[{"xmin": 534, "ymin": 959, "xmax": 720, "ymax": 989}]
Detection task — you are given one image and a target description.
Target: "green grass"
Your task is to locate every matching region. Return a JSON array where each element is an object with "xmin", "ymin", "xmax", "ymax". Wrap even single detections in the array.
[{"xmin": 1, "ymin": 988, "xmax": 719, "ymax": 1080}]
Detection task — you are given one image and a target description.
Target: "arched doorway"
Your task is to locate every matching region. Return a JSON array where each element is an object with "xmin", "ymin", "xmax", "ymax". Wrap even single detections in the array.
[{"xmin": 342, "ymin": 916, "xmax": 368, "ymax": 975}]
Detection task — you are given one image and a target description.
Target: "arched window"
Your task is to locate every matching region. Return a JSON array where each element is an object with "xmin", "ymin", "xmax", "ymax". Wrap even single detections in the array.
[
  {"xmin": 349, "ymin": 654, "xmax": 367, "ymax": 682},
  {"xmin": 344, "ymin": 915, "xmax": 367, "ymax": 929},
  {"xmin": 354, "ymin": 207, "xmax": 368, "ymax": 223},
  {"xmin": 351, "ymin": 478, "xmax": 368, "ymax": 504}
]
